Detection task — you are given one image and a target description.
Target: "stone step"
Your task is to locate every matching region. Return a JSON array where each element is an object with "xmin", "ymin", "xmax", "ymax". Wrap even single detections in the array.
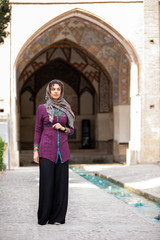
[{"xmin": 20, "ymin": 150, "xmax": 114, "ymax": 165}]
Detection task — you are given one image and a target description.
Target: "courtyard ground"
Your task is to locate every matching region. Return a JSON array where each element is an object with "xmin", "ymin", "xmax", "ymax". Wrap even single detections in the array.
[{"xmin": 0, "ymin": 163, "xmax": 160, "ymax": 240}]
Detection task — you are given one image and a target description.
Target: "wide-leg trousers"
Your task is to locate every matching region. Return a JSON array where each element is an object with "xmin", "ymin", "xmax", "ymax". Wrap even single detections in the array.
[{"xmin": 38, "ymin": 157, "xmax": 68, "ymax": 225}]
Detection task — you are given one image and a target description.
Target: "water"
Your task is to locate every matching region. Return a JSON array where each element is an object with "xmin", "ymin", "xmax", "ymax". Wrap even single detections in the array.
[{"xmin": 71, "ymin": 167, "xmax": 160, "ymax": 223}]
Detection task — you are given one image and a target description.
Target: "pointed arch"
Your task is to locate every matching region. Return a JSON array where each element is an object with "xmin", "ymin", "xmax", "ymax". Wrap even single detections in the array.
[
  {"xmin": 15, "ymin": 8, "xmax": 139, "ymax": 106},
  {"xmin": 15, "ymin": 8, "xmax": 138, "ymax": 69}
]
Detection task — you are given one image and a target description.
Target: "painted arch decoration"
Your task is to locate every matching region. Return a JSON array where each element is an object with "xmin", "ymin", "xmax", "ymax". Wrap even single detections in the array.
[{"xmin": 16, "ymin": 9, "xmax": 138, "ymax": 105}]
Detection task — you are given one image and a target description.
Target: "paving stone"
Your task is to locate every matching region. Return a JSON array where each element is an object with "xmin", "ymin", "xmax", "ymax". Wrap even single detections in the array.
[{"xmin": 0, "ymin": 166, "xmax": 160, "ymax": 240}]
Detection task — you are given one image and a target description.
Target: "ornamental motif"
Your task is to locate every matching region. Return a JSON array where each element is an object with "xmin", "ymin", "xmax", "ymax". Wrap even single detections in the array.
[{"xmin": 17, "ymin": 16, "xmax": 130, "ymax": 105}]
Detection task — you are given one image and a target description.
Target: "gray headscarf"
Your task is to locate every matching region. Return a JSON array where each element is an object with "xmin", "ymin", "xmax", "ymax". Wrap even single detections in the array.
[{"xmin": 44, "ymin": 79, "xmax": 75, "ymax": 128}]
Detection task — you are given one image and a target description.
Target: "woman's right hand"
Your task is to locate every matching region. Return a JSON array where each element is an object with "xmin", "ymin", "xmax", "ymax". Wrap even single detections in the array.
[{"xmin": 33, "ymin": 151, "xmax": 39, "ymax": 164}]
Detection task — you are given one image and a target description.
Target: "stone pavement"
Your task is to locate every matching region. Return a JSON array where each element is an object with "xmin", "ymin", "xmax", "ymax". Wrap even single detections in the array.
[{"xmin": 0, "ymin": 165, "xmax": 160, "ymax": 240}]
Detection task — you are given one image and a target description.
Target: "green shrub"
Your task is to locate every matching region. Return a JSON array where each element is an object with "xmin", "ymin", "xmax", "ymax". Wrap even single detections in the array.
[
  {"xmin": 0, "ymin": 137, "xmax": 6, "ymax": 171},
  {"xmin": 0, "ymin": 0, "xmax": 11, "ymax": 44}
]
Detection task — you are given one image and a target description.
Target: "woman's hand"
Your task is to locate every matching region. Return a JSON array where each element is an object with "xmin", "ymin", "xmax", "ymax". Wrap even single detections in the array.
[
  {"xmin": 52, "ymin": 123, "xmax": 65, "ymax": 131},
  {"xmin": 33, "ymin": 151, "xmax": 39, "ymax": 164}
]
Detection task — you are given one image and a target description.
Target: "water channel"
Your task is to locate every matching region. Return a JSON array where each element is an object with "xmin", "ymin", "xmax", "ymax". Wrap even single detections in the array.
[{"xmin": 71, "ymin": 167, "xmax": 160, "ymax": 223}]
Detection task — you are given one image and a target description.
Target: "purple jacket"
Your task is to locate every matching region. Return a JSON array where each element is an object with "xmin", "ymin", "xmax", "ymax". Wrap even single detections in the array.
[{"xmin": 34, "ymin": 104, "xmax": 74, "ymax": 163}]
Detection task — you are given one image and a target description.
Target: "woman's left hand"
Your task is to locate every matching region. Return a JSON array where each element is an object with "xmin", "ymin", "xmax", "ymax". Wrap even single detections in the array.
[{"xmin": 52, "ymin": 123, "xmax": 65, "ymax": 131}]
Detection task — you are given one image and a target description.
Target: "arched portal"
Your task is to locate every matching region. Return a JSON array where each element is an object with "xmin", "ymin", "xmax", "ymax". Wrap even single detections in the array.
[{"xmin": 13, "ymin": 8, "xmax": 139, "ymax": 166}]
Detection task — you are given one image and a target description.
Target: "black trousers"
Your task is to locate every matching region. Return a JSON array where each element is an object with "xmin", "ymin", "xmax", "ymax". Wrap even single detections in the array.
[{"xmin": 38, "ymin": 158, "xmax": 68, "ymax": 225}]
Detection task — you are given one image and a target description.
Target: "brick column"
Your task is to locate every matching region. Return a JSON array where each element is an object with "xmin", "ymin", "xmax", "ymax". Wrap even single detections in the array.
[{"xmin": 141, "ymin": 0, "xmax": 160, "ymax": 163}]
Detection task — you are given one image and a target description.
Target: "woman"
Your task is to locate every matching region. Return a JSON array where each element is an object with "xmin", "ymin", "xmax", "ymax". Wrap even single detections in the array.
[{"xmin": 33, "ymin": 79, "xmax": 75, "ymax": 225}]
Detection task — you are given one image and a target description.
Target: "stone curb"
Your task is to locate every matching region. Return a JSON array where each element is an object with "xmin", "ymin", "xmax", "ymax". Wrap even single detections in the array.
[{"xmin": 95, "ymin": 172, "xmax": 160, "ymax": 204}]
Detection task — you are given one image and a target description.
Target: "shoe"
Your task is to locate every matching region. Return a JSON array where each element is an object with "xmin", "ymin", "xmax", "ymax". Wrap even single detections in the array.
[{"xmin": 54, "ymin": 222, "xmax": 61, "ymax": 225}]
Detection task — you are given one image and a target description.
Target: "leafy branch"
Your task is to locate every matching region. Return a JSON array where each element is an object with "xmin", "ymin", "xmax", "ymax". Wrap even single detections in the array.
[{"xmin": 0, "ymin": 0, "xmax": 11, "ymax": 44}]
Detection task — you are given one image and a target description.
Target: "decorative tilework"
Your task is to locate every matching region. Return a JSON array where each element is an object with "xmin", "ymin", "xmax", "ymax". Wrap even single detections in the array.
[
  {"xmin": 100, "ymin": 72, "xmax": 110, "ymax": 113},
  {"xmin": 110, "ymin": 68, "xmax": 119, "ymax": 106},
  {"xmin": 17, "ymin": 15, "xmax": 131, "ymax": 106},
  {"xmin": 119, "ymin": 54, "xmax": 130, "ymax": 105}
]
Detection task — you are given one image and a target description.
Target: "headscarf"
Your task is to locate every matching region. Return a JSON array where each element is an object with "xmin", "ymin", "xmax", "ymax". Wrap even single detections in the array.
[{"xmin": 44, "ymin": 79, "xmax": 75, "ymax": 128}]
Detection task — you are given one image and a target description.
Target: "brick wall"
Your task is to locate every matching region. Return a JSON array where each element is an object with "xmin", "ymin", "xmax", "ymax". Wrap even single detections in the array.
[{"xmin": 141, "ymin": 0, "xmax": 160, "ymax": 163}]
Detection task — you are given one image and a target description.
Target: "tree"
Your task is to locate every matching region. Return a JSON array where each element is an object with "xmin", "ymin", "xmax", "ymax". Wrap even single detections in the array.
[{"xmin": 0, "ymin": 0, "xmax": 11, "ymax": 44}]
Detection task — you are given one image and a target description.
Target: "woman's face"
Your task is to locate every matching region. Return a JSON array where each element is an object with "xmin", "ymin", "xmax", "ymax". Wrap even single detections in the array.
[{"xmin": 50, "ymin": 83, "xmax": 61, "ymax": 100}]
